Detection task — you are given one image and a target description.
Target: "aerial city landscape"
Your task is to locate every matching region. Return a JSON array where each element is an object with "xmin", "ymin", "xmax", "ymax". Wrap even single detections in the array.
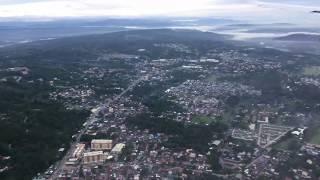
[{"xmin": 0, "ymin": 0, "xmax": 320, "ymax": 180}]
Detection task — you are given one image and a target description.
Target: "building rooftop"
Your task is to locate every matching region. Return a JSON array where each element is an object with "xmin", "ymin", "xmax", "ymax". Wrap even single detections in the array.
[
  {"xmin": 111, "ymin": 143, "xmax": 126, "ymax": 153},
  {"xmin": 84, "ymin": 151, "xmax": 103, "ymax": 157},
  {"xmin": 91, "ymin": 139, "xmax": 113, "ymax": 144}
]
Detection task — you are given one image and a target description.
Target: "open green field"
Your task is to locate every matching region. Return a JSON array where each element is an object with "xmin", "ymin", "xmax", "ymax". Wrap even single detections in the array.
[
  {"xmin": 192, "ymin": 115, "xmax": 216, "ymax": 125},
  {"xmin": 308, "ymin": 128, "xmax": 320, "ymax": 145},
  {"xmin": 303, "ymin": 66, "xmax": 320, "ymax": 76},
  {"xmin": 273, "ymin": 137, "xmax": 297, "ymax": 150},
  {"xmin": 205, "ymin": 74, "xmax": 218, "ymax": 82}
]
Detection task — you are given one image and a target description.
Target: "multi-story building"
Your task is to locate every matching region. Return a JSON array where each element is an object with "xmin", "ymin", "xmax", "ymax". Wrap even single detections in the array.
[
  {"xmin": 111, "ymin": 143, "xmax": 125, "ymax": 154},
  {"xmin": 72, "ymin": 143, "xmax": 85, "ymax": 158},
  {"xmin": 91, "ymin": 139, "xmax": 113, "ymax": 151},
  {"xmin": 83, "ymin": 151, "xmax": 106, "ymax": 164}
]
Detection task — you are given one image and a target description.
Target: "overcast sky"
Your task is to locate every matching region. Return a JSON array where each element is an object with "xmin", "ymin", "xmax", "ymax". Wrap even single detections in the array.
[{"xmin": 0, "ymin": 0, "xmax": 319, "ymax": 25}]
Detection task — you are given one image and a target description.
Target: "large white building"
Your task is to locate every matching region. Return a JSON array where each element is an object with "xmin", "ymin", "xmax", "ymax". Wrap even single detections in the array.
[
  {"xmin": 91, "ymin": 139, "xmax": 113, "ymax": 151},
  {"xmin": 111, "ymin": 143, "xmax": 125, "ymax": 154},
  {"xmin": 83, "ymin": 151, "xmax": 106, "ymax": 164}
]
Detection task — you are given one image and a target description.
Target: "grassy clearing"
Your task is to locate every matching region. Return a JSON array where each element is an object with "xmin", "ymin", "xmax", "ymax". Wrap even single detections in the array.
[
  {"xmin": 205, "ymin": 74, "xmax": 218, "ymax": 82},
  {"xmin": 273, "ymin": 137, "xmax": 296, "ymax": 150},
  {"xmin": 303, "ymin": 66, "xmax": 320, "ymax": 76},
  {"xmin": 309, "ymin": 128, "xmax": 320, "ymax": 145},
  {"xmin": 192, "ymin": 116, "xmax": 216, "ymax": 125}
]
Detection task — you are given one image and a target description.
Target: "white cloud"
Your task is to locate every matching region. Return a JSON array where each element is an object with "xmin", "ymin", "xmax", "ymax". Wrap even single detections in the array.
[
  {"xmin": 0, "ymin": 0, "xmax": 318, "ymax": 25},
  {"xmin": 0, "ymin": 0, "xmax": 266, "ymax": 17}
]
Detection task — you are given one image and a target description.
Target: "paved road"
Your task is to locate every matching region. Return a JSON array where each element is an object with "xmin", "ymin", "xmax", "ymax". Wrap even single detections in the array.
[{"xmin": 49, "ymin": 75, "xmax": 147, "ymax": 179}]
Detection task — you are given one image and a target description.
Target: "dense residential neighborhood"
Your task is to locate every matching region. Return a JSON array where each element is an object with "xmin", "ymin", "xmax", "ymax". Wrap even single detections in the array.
[{"xmin": 0, "ymin": 29, "xmax": 320, "ymax": 180}]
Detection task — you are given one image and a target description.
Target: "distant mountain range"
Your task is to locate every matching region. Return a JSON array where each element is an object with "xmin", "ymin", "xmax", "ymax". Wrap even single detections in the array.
[
  {"xmin": 275, "ymin": 33, "xmax": 320, "ymax": 42},
  {"xmin": 0, "ymin": 18, "xmax": 235, "ymax": 45}
]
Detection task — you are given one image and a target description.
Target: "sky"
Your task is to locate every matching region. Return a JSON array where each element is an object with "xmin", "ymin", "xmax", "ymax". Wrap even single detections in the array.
[{"xmin": 0, "ymin": 0, "xmax": 319, "ymax": 25}]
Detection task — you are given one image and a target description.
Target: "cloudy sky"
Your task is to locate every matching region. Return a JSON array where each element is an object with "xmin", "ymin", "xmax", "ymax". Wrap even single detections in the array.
[{"xmin": 0, "ymin": 0, "xmax": 319, "ymax": 25}]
